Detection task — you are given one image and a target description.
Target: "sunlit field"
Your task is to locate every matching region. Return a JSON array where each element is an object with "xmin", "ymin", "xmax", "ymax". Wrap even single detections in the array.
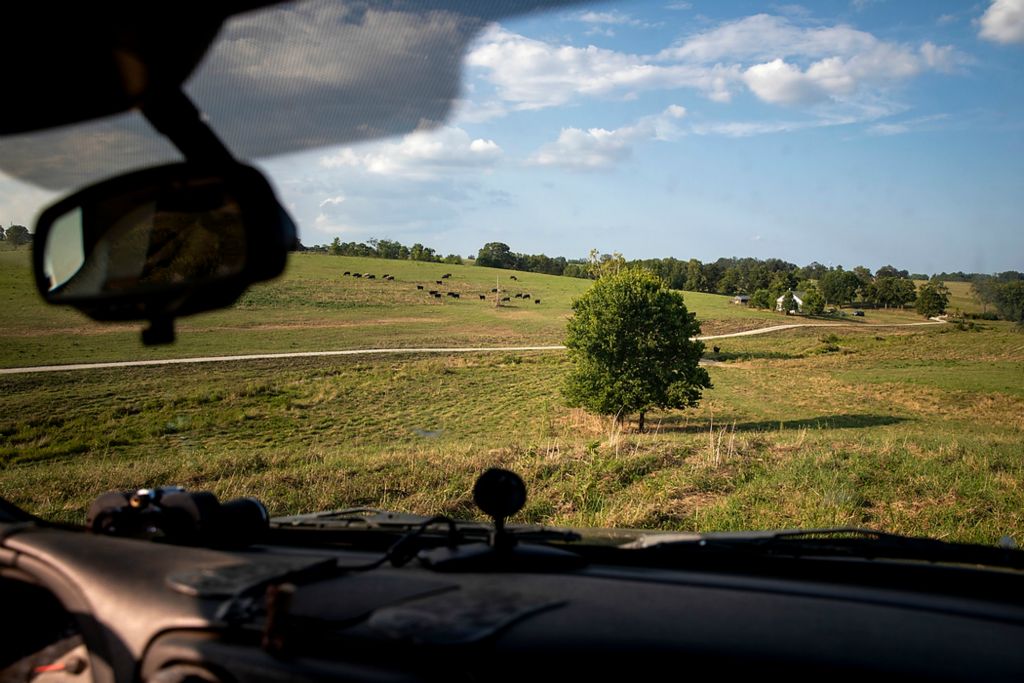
[{"xmin": 2, "ymin": 250, "xmax": 1021, "ymax": 543}]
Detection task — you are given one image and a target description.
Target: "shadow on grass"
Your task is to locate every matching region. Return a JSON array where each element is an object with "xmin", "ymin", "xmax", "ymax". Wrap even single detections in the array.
[
  {"xmin": 653, "ymin": 413, "xmax": 909, "ymax": 433},
  {"xmin": 706, "ymin": 350, "xmax": 804, "ymax": 361}
]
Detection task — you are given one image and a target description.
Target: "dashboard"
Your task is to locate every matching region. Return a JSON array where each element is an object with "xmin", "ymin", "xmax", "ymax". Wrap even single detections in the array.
[{"xmin": 3, "ymin": 522, "xmax": 1024, "ymax": 683}]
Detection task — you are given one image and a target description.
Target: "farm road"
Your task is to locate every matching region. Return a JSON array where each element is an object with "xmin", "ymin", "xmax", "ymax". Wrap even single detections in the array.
[{"xmin": 0, "ymin": 320, "xmax": 945, "ymax": 376}]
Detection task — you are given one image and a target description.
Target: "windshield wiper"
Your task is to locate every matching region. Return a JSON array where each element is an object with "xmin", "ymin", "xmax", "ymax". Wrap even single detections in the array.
[
  {"xmin": 624, "ymin": 527, "xmax": 1024, "ymax": 571},
  {"xmin": 271, "ymin": 508, "xmax": 581, "ymax": 544}
]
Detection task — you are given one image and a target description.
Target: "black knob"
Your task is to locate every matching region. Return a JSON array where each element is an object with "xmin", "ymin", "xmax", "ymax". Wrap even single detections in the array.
[{"xmin": 473, "ymin": 468, "xmax": 527, "ymax": 522}]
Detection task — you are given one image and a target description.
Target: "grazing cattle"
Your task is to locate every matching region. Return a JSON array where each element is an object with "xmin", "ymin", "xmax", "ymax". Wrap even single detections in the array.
[
  {"xmin": 514, "ymin": 293, "xmax": 522, "ymax": 298},
  {"xmin": 353, "ymin": 273, "xmax": 362, "ymax": 278},
  {"xmin": 479, "ymin": 294, "xmax": 486, "ymax": 300},
  {"xmin": 442, "ymin": 273, "xmax": 451, "ymax": 279},
  {"xmin": 382, "ymin": 274, "xmax": 390, "ymax": 278},
  {"xmin": 416, "ymin": 285, "xmax": 424, "ymax": 290},
  {"xmin": 343, "ymin": 271, "xmax": 350, "ymax": 276},
  {"xmin": 522, "ymin": 293, "xmax": 530, "ymax": 299},
  {"xmin": 366, "ymin": 274, "xmax": 376, "ymax": 279},
  {"xmin": 490, "ymin": 288, "xmax": 498, "ymax": 293},
  {"xmin": 534, "ymin": 299, "xmax": 541, "ymax": 304},
  {"xmin": 510, "ymin": 275, "xmax": 518, "ymax": 281},
  {"xmin": 712, "ymin": 346, "xmax": 720, "ymax": 354},
  {"xmin": 436, "ymin": 280, "xmax": 443, "ymax": 285},
  {"xmin": 501, "ymin": 296, "xmax": 511, "ymax": 302},
  {"xmin": 452, "ymin": 293, "xmax": 460, "ymax": 299},
  {"xmin": 433, "ymin": 293, "xmax": 442, "ymax": 298},
  {"xmin": 428, "ymin": 290, "xmax": 438, "ymax": 295}
]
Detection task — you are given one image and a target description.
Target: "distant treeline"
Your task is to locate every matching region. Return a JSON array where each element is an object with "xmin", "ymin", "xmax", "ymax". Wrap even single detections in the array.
[
  {"xmin": 299, "ymin": 236, "xmax": 1022, "ymax": 323},
  {"xmin": 299, "ymin": 238, "xmax": 465, "ymax": 265}
]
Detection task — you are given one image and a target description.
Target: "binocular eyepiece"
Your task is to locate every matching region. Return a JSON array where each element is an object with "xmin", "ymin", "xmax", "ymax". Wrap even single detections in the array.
[{"xmin": 87, "ymin": 487, "xmax": 268, "ymax": 547}]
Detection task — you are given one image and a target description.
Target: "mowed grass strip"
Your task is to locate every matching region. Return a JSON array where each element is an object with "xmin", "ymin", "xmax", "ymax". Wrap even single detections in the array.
[{"xmin": 2, "ymin": 322, "xmax": 1021, "ymax": 543}]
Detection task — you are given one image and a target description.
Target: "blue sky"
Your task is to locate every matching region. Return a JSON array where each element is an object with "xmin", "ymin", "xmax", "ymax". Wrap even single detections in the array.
[{"xmin": 3, "ymin": 0, "xmax": 1023, "ymax": 274}]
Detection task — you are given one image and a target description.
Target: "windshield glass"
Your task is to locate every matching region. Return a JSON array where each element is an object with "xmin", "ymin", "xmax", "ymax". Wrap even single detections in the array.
[{"xmin": 1, "ymin": 0, "xmax": 1022, "ymax": 545}]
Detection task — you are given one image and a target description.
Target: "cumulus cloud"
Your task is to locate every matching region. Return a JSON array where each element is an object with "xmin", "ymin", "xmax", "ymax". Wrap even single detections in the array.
[
  {"xmin": 979, "ymin": 0, "xmax": 1024, "ymax": 44},
  {"xmin": 319, "ymin": 195, "xmax": 346, "ymax": 207},
  {"xmin": 466, "ymin": 26, "xmax": 737, "ymax": 108},
  {"xmin": 529, "ymin": 105, "xmax": 686, "ymax": 170},
  {"xmin": 466, "ymin": 14, "xmax": 966, "ymax": 114},
  {"xmin": 319, "ymin": 125, "xmax": 502, "ymax": 179}
]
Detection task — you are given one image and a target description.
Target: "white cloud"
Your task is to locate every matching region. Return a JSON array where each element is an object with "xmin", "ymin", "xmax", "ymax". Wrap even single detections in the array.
[
  {"xmin": 743, "ymin": 59, "xmax": 835, "ymax": 104},
  {"xmin": 466, "ymin": 25, "xmax": 738, "ymax": 108},
  {"xmin": 319, "ymin": 125, "xmax": 502, "ymax": 179},
  {"xmin": 319, "ymin": 195, "xmax": 346, "ymax": 207},
  {"xmin": 578, "ymin": 10, "xmax": 641, "ymax": 25},
  {"xmin": 465, "ymin": 16, "xmax": 965, "ymax": 114},
  {"xmin": 867, "ymin": 122, "xmax": 909, "ymax": 136},
  {"xmin": 979, "ymin": 0, "xmax": 1024, "ymax": 44},
  {"xmin": 657, "ymin": 14, "xmax": 879, "ymax": 63},
  {"xmin": 529, "ymin": 105, "xmax": 686, "ymax": 170},
  {"xmin": 865, "ymin": 113, "xmax": 950, "ymax": 135}
]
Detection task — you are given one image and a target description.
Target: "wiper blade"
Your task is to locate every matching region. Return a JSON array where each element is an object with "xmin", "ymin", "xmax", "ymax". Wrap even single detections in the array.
[
  {"xmin": 625, "ymin": 527, "xmax": 1024, "ymax": 570},
  {"xmin": 271, "ymin": 509, "xmax": 581, "ymax": 543}
]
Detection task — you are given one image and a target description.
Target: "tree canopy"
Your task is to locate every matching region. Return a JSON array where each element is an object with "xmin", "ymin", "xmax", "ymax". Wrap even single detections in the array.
[
  {"xmin": 4, "ymin": 225, "xmax": 31, "ymax": 246},
  {"xmin": 562, "ymin": 268, "xmax": 711, "ymax": 431},
  {"xmin": 915, "ymin": 280, "xmax": 949, "ymax": 318}
]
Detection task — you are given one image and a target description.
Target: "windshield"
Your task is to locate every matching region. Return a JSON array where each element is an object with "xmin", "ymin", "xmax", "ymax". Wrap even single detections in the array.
[{"xmin": 0, "ymin": 0, "xmax": 1022, "ymax": 546}]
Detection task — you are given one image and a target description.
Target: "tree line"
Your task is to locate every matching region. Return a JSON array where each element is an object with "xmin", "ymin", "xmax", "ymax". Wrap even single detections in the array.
[
  {"xmin": 299, "ymin": 237, "xmax": 465, "ymax": 265},
  {"xmin": 301, "ymin": 236, "xmax": 1021, "ymax": 324}
]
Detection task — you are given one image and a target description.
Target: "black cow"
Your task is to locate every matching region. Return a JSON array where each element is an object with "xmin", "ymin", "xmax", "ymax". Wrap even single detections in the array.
[
  {"xmin": 490, "ymin": 288, "xmax": 498, "ymax": 293},
  {"xmin": 712, "ymin": 346, "xmax": 720, "ymax": 354},
  {"xmin": 366, "ymin": 274, "xmax": 376, "ymax": 279},
  {"xmin": 436, "ymin": 280, "xmax": 443, "ymax": 285},
  {"xmin": 501, "ymin": 297, "xmax": 511, "ymax": 302},
  {"xmin": 534, "ymin": 299, "xmax": 541, "ymax": 304},
  {"xmin": 416, "ymin": 285, "xmax": 424, "ymax": 290},
  {"xmin": 343, "ymin": 271, "xmax": 350, "ymax": 276},
  {"xmin": 433, "ymin": 293, "xmax": 442, "ymax": 298},
  {"xmin": 442, "ymin": 273, "xmax": 451, "ymax": 279},
  {"xmin": 428, "ymin": 290, "xmax": 438, "ymax": 295},
  {"xmin": 353, "ymin": 273, "xmax": 362, "ymax": 278},
  {"xmin": 510, "ymin": 275, "xmax": 518, "ymax": 281},
  {"xmin": 479, "ymin": 294, "xmax": 486, "ymax": 300}
]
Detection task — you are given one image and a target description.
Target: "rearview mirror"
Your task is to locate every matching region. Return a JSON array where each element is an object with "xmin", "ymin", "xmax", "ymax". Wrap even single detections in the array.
[{"xmin": 33, "ymin": 163, "xmax": 296, "ymax": 343}]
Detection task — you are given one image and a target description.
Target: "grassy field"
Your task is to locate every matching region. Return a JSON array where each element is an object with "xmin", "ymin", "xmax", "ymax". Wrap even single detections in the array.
[
  {"xmin": 1, "ymin": 250, "xmax": 925, "ymax": 367},
  {"xmin": 1, "ymin": 251, "xmax": 1021, "ymax": 543}
]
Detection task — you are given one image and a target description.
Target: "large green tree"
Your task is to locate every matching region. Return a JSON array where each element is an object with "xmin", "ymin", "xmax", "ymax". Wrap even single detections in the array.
[
  {"xmin": 476, "ymin": 242, "xmax": 516, "ymax": 268},
  {"xmin": 683, "ymin": 258, "xmax": 707, "ymax": 292},
  {"xmin": 819, "ymin": 269, "xmax": 860, "ymax": 306},
  {"xmin": 749, "ymin": 288, "xmax": 774, "ymax": 310},
  {"xmin": 562, "ymin": 268, "xmax": 711, "ymax": 431},
  {"xmin": 915, "ymin": 280, "xmax": 949, "ymax": 318},
  {"xmin": 5, "ymin": 224, "xmax": 31, "ymax": 246},
  {"xmin": 802, "ymin": 283, "xmax": 825, "ymax": 315}
]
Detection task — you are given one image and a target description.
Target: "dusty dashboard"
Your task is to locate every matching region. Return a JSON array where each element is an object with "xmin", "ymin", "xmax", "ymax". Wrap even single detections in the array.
[{"xmin": 4, "ymin": 519, "xmax": 1024, "ymax": 683}]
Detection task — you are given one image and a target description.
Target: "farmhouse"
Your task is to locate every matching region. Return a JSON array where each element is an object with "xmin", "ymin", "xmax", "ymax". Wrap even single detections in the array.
[
  {"xmin": 731, "ymin": 295, "xmax": 750, "ymax": 305},
  {"xmin": 776, "ymin": 291, "xmax": 805, "ymax": 313}
]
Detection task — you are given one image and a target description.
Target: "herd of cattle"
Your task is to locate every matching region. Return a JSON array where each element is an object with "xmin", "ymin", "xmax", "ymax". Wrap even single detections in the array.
[{"xmin": 340, "ymin": 270, "xmax": 541, "ymax": 304}]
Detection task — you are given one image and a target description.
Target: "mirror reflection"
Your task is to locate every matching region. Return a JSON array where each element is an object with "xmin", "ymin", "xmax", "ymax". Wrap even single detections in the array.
[{"xmin": 43, "ymin": 180, "xmax": 247, "ymax": 299}]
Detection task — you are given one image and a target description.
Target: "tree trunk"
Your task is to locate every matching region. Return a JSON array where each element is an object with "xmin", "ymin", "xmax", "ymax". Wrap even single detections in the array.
[{"xmin": 638, "ymin": 411, "xmax": 645, "ymax": 432}]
